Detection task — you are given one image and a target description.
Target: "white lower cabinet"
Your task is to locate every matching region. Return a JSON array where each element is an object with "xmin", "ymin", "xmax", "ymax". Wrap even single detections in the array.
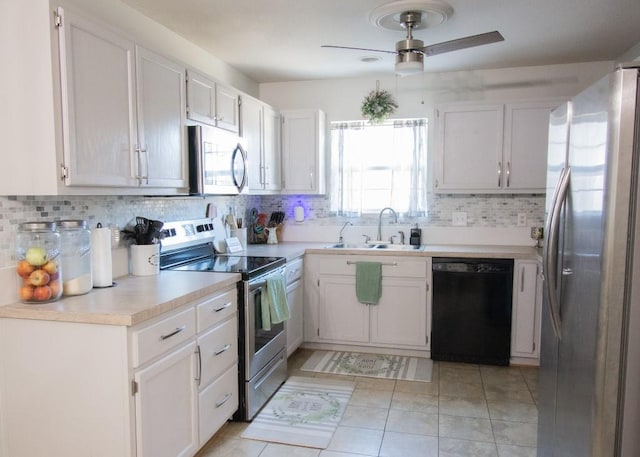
[
  {"xmin": 305, "ymin": 254, "xmax": 431, "ymax": 350},
  {"xmin": 511, "ymin": 260, "xmax": 542, "ymax": 360},
  {"xmin": 134, "ymin": 341, "xmax": 199, "ymax": 457},
  {"xmin": 0, "ymin": 285, "xmax": 238, "ymax": 457}
]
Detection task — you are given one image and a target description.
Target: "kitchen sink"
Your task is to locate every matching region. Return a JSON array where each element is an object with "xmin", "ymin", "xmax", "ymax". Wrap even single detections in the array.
[{"xmin": 325, "ymin": 243, "xmax": 424, "ymax": 251}]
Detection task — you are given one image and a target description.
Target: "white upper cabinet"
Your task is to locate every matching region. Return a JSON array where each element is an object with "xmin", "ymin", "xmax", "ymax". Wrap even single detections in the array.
[
  {"xmin": 135, "ymin": 47, "xmax": 188, "ymax": 189},
  {"xmin": 435, "ymin": 100, "xmax": 561, "ymax": 193},
  {"xmin": 435, "ymin": 104, "xmax": 504, "ymax": 192},
  {"xmin": 56, "ymin": 7, "xmax": 188, "ymax": 193},
  {"xmin": 57, "ymin": 7, "xmax": 138, "ymax": 188},
  {"xmin": 281, "ymin": 109, "xmax": 326, "ymax": 194},
  {"xmin": 243, "ymin": 96, "xmax": 281, "ymax": 193},
  {"xmin": 186, "ymin": 69, "xmax": 240, "ymax": 134}
]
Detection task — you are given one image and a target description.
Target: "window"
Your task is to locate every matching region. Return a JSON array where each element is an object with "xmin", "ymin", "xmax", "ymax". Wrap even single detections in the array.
[{"xmin": 330, "ymin": 118, "xmax": 427, "ymax": 216}]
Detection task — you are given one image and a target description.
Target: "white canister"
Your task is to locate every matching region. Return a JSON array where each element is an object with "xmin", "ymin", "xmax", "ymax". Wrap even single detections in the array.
[{"xmin": 131, "ymin": 244, "xmax": 160, "ymax": 276}]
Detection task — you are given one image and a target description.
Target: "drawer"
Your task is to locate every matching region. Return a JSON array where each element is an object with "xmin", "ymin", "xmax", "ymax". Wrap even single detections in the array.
[
  {"xmin": 198, "ymin": 317, "xmax": 238, "ymax": 387},
  {"xmin": 131, "ymin": 307, "xmax": 196, "ymax": 367},
  {"xmin": 317, "ymin": 256, "xmax": 428, "ymax": 279},
  {"xmin": 198, "ymin": 365, "xmax": 238, "ymax": 446},
  {"xmin": 196, "ymin": 287, "xmax": 238, "ymax": 332},
  {"xmin": 285, "ymin": 257, "xmax": 304, "ymax": 284}
]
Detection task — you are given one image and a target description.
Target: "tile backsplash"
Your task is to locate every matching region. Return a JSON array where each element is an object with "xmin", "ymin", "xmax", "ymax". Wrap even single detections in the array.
[{"xmin": 0, "ymin": 193, "xmax": 544, "ymax": 268}]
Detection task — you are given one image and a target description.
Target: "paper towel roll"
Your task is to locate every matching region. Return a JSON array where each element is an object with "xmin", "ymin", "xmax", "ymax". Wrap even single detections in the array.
[
  {"xmin": 294, "ymin": 206, "xmax": 305, "ymax": 222},
  {"xmin": 91, "ymin": 226, "xmax": 113, "ymax": 287}
]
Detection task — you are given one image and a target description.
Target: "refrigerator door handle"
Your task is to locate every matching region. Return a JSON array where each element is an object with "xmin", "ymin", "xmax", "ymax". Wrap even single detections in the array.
[{"xmin": 544, "ymin": 166, "xmax": 571, "ymax": 340}]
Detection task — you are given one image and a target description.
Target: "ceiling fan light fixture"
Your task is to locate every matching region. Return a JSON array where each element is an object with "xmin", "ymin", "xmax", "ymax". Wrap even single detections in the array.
[{"xmin": 395, "ymin": 51, "xmax": 423, "ymax": 75}]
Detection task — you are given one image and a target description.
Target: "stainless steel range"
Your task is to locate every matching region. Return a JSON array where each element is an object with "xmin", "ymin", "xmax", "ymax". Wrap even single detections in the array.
[{"xmin": 159, "ymin": 218, "xmax": 287, "ymax": 421}]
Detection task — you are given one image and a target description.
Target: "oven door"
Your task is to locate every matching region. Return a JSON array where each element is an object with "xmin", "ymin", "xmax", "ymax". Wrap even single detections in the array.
[{"xmin": 245, "ymin": 273, "xmax": 287, "ymax": 381}]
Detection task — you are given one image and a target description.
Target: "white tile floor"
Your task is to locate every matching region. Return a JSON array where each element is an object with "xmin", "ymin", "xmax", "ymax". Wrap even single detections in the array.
[{"xmin": 196, "ymin": 349, "xmax": 539, "ymax": 457}]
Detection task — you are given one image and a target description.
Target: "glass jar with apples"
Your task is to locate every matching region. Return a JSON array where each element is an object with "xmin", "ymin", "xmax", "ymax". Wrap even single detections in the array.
[{"xmin": 15, "ymin": 221, "xmax": 62, "ymax": 303}]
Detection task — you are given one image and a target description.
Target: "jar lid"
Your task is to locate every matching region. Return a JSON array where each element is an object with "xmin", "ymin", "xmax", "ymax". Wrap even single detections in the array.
[
  {"xmin": 19, "ymin": 221, "xmax": 56, "ymax": 231},
  {"xmin": 58, "ymin": 219, "xmax": 88, "ymax": 229}
]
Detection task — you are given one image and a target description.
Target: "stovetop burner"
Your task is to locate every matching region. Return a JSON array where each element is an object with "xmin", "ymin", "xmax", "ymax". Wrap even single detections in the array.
[{"xmin": 171, "ymin": 255, "xmax": 285, "ymax": 279}]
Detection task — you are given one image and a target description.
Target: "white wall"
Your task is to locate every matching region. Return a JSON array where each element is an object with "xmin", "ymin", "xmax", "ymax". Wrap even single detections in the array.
[{"xmin": 259, "ymin": 61, "xmax": 613, "ymax": 122}]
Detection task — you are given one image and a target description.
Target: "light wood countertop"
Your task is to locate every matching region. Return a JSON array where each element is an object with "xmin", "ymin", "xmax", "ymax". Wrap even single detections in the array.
[{"xmin": 0, "ymin": 271, "xmax": 240, "ymax": 326}]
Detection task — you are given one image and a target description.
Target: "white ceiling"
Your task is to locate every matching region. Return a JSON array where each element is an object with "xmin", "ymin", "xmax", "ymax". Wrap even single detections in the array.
[{"xmin": 120, "ymin": 0, "xmax": 640, "ymax": 83}]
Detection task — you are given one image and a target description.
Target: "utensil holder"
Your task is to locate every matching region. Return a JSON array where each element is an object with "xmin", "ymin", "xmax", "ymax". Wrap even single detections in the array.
[{"xmin": 131, "ymin": 244, "xmax": 160, "ymax": 276}]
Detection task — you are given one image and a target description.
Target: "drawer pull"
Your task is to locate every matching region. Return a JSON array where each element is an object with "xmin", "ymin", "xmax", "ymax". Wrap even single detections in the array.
[
  {"xmin": 214, "ymin": 343, "xmax": 232, "ymax": 356},
  {"xmin": 216, "ymin": 393, "xmax": 233, "ymax": 408},
  {"xmin": 159, "ymin": 326, "xmax": 186, "ymax": 341},
  {"xmin": 346, "ymin": 260, "xmax": 397, "ymax": 266},
  {"xmin": 214, "ymin": 302, "xmax": 232, "ymax": 312}
]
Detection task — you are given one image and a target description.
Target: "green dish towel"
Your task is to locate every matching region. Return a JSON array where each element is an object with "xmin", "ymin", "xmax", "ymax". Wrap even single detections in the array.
[
  {"xmin": 355, "ymin": 261, "xmax": 382, "ymax": 305},
  {"xmin": 260, "ymin": 272, "xmax": 290, "ymax": 331}
]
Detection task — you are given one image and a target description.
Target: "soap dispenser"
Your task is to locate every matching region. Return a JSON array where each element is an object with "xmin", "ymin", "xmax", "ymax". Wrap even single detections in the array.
[{"xmin": 410, "ymin": 224, "xmax": 422, "ymax": 246}]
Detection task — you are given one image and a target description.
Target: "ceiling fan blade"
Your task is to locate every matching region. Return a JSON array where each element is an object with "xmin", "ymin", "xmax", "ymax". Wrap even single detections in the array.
[
  {"xmin": 420, "ymin": 31, "xmax": 504, "ymax": 57},
  {"xmin": 321, "ymin": 45, "xmax": 396, "ymax": 55}
]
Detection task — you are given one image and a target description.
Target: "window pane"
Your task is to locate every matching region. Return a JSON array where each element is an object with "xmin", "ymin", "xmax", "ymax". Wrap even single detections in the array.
[{"xmin": 330, "ymin": 119, "xmax": 427, "ymax": 216}]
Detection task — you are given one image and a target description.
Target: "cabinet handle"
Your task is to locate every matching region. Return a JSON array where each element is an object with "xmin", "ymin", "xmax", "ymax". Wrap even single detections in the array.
[
  {"xmin": 309, "ymin": 170, "xmax": 313, "ymax": 189},
  {"xmin": 143, "ymin": 148, "xmax": 150, "ymax": 185},
  {"xmin": 195, "ymin": 346, "xmax": 202, "ymax": 386},
  {"xmin": 159, "ymin": 326, "xmax": 185, "ymax": 340},
  {"xmin": 214, "ymin": 343, "xmax": 232, "ymax": 356},
  {"xmin": 213, "ymin": 302, "xmax": 232, "ymax": 313},
  {"xmin": 216, "ymin": 392, "xmax": 233, "ymax": 408},
  {"xmin": 498, "ymin": 161, "xmax": 502, "ymax": 187},
  {"xmin": 506, "ymin": 161, "xmax": 511, "ymax": 187},
  {"xmin": 521, "ymin": 267, "xmax": 525, "ymax": 293}
]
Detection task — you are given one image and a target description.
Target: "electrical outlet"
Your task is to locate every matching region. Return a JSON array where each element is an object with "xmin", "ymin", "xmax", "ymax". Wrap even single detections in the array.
[
  {"xmin": 452, "ymin": 212, "xmax": 467, "ymax": 226},
  {"xmin": 517, "ymin": 213, "xmax": 527, "ymax": 226}
]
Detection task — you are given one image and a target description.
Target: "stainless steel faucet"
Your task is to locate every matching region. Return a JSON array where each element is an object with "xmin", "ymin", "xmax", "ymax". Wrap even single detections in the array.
[
  {"xmin": 339, "ymin": 221, "xmax": 352, "ymax": 243},
  {"xmin": 377, "ymin": 207, "xmax": 398, "ymax": 241}
]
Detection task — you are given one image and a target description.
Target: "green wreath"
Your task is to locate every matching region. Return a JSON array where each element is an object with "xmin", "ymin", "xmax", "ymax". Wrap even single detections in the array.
[{"xmin": 361, "ymin": 82, "xmax": 398, "ymax": 124}]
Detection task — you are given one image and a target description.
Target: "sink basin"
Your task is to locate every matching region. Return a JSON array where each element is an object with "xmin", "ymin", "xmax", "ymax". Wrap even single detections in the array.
[
  {"xmin": 325, "ymin": 243, "xmax": 377, "ymax": 249},
  {"xmin": 324, "ymin": 243, "xmax": 423, "ymax": 251},
  {"xmin": 374, "ymin": 244, "xmax": 424, "ymax": 251}
]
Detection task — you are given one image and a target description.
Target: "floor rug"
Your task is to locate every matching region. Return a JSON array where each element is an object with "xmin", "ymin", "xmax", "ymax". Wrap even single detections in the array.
[
  {"xmin": 300, "ymin": 350, "xmax": 433, "ymax": 383},
  {"xmin": 241, "ymin": 376, "xmax": 355, "ymax": 449}
]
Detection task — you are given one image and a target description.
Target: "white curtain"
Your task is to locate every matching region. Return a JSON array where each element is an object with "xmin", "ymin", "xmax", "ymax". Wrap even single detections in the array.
[{"xmin": 330, "ymin": 119, "xmax": 427, "ymax": 216}]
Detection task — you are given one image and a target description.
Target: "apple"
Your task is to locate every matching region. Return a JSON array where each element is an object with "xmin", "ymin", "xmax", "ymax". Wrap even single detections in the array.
[
  {"xmin": 48, "ymin": 279, "xmax": 61, "ymax": 298},
  {"xmin": 19, "ymin": 285, "xmax": 34, "ymax": 301},
  {"xmin": 32, "ymin": 285, "xmax": 53, "ymax": 302},
  {"xmin": 42, "ymin": 260, "xmax": 58, "ymax": 275},
  {"xmin": 29, "ymin": 269, "xmax": 50, "ymax": 287},
  {"xmin": 25, "ymin": 247, "xmax": 48, "ymax": 266},
  {"xmin": 16, "ymin": 260, "xmax": 35, "ymax": 278}
]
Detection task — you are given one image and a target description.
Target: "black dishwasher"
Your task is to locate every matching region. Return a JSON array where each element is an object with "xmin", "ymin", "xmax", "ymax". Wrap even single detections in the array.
[{"xmin": 431, "ymin": 258, "xmax": 513, "ymax": 366}]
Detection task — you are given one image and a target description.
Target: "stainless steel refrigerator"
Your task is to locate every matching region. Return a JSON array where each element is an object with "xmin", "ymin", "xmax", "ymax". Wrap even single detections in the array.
[{"xmin": 539, "ymin": 63, "xmax": 640, "ymax": 456}]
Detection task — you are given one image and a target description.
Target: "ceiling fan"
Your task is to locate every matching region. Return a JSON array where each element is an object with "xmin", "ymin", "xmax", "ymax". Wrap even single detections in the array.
[{"xmin": 322, "ymin": 11, "xmax": 504, "ymax": 76}]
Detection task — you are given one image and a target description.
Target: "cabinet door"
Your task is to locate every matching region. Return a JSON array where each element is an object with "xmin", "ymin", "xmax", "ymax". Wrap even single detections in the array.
[
  {"xmin": 57, "ymin": 7, "xmax": 138, "ymax": 187},
  {"xmin": 135, "ymin": 47, "xmax": 188, "ymax": 189},
  {"xmin": 242, "ymin": 96, "xmax": 265, "ymax": 191},
  {"xmin": 435, "ymin": 104, "xmax": 504, "ymax": 192},
  {"xmin": 504, "ymin": 101, "xmax": 558, "ymax": 192},
  {"xmin": 186, "ymin": 69, "xmax": 216, "ymax": 126},
  {"xmin": 215, "ymin": 85, "xmax": 240, "ymax": 133},
  {"xmin": 511, "ymin": 261, "xmax": 541, "ymax": 358},
  {"xmin": 134, "ymin": 341, "xmax": 198, "ymax": 457},
  {"xmin": 263, "ymin": 105, "xmax": 282, "ymax": 191},
  {"xmin": 370, "ymin": 278, "xmax": 428, "ymax": 347},
  {"xmin": 318, "ymin": 275, "xmax": 369, "ymax": 343},
  {"xmin": 281, "ymin": 109, "xmax": 326, "ymax": 194},
  {"xmin": 286, "ymin": 279, "xmax": 304, "ymax": 356}
]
